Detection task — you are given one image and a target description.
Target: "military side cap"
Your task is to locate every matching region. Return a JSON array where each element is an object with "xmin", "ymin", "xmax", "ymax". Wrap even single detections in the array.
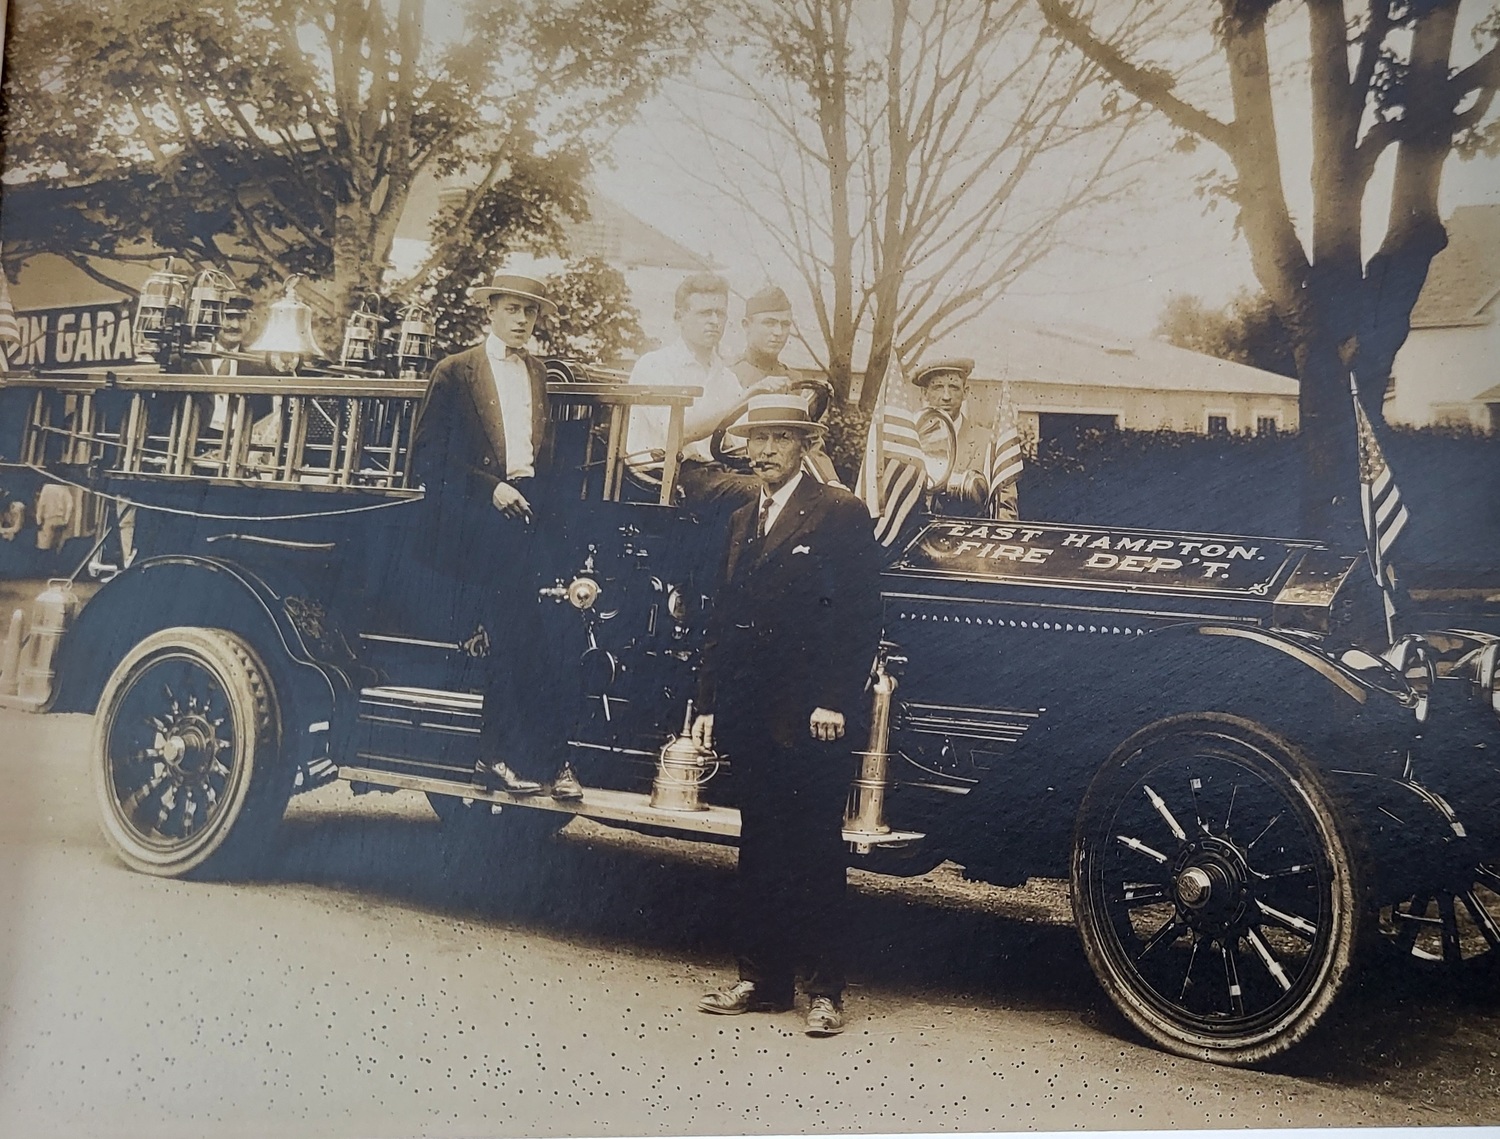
[
  {"xmin": 744, "ymin": 285, "xmax": 793, "ymax": 318},
  {"xmin": 910, "ymin": 357, "xmax": 975, "ymax": 387}
]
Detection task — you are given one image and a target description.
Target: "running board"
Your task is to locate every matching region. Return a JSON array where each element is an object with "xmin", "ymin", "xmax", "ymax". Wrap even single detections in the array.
[{"xmin": 336, "ymin": 765, "xmax": 925, "ymax": 852}]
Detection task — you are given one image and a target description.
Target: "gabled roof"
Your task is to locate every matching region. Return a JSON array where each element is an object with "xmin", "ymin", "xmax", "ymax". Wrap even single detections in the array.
[
  {"xmin": 394, "ymin": 171, "xmax": 712, "ymax": 272},
  {"xmin": 935, "ymin": 319, "xmax": 1299, "ymax": 397},
  {"xmin": 1410, "ymin": 204, "xmax": 1500, "ymax": 329}
]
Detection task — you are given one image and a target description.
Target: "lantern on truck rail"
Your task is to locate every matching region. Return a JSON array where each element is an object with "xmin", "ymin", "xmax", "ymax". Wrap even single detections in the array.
[
  {"xmin": 393, "ymin": 301, "xmax": 435, "ymax": 378},
  {"xmin": 185, "ymin": 267, "xmax": 241, "ymax": 349},
  {"xmin": 132, "ymin": 260, "xmax": 191, "ymax": 363},
  {"xmin": 340, "ymin": 291, "xmax": 385, "ymax": 370},
  {"xmin": 248, "ymin": 274, "xmax": 324, "ymax": 373}
]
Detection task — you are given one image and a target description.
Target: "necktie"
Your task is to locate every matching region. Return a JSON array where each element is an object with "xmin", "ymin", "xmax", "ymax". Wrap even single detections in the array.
[{"xmin": 755, "ymin": 495, "xmax": 772, "ymax": 541}]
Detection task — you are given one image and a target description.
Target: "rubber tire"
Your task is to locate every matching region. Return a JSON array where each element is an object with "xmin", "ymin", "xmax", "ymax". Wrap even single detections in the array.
[
  {"xmin": 93, "ymin": 626, "xmax": 288, "ymax": 879},
  {"xmin": 1071, "ymin": 713, "xmax": 1364, "ymax": 1066}
]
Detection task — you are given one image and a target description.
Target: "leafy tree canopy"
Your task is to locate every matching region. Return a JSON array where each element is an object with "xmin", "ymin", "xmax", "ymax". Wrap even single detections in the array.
[
  {"xmin": 1155, "ymin": 289, "xmax": 1297, "ymax": 379},
  {"xmin": 1, "ymin": 0, "xmax": 702, "ymax": 324}
]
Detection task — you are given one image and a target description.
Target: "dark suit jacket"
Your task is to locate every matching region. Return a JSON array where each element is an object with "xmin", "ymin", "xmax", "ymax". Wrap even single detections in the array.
[
  {"xmin": 697, "ymin": 476, "xmax": 883, "ymax": 749},
  {"xmin": 409, "ymin": 343, "xmax": 554, "ymax": 556}
]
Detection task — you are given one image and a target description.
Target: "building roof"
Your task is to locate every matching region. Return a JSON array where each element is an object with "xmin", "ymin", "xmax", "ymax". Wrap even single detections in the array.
[
  {"xmin": 1410, "ymin": 204, "xmax": 1500, "ymax": 329},
  {"xmin": 394, "ymin": 171, "xmax": 712, "ymax": 272},
  {"xmin": 934, "ymin": 319, "xmax": 1299, "ymax": 397}
]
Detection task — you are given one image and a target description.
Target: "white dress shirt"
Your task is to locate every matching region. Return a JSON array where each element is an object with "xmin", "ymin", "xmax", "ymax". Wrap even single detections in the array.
[
  {"xmin": 485, "ymin": 333, "xmax": 536, "ymax": 480},
  {"xmin": 625, "ymin": 339, "xmax": 745, "ymax": 463},
  {"xmin": 757, "ymin": 471, "xmax": 804, "ymax": 538}
]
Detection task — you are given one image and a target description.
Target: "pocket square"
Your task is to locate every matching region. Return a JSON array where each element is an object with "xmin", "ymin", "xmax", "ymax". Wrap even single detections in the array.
[{"xmin": 793, "ymin": 544, "xmax": 811, "ymax": 554}]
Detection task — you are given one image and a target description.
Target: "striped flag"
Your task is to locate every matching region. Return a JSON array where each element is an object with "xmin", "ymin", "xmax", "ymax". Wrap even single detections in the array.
[
  {"xmin": 983, "ymin": 381, "xmax": 1024, "ymax": 520},
  {"xmin": 1352, "ymin": 387, "xmax": 1407, "ymax": 643},
  {"xmin": 0, "ymin": 272, "xmax": 20, "ymax": 371},
  {"xmin": 855, "ymin": 353, "xmax": 927, "ymax": 547}
]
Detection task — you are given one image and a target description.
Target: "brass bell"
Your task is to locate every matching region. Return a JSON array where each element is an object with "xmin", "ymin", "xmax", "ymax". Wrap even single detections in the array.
[{"xmin": 249, "ymin": 275, "xmax": 324, "ymax": 372}]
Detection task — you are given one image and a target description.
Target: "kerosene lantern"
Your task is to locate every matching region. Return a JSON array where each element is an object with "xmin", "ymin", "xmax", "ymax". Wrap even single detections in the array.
[
  {"xmin": 248, "ymin": 274, "xmax": 324, "ymax": 373},
  {"xmin": 393, "ymin": 301, "xmax": 435, "ymax": 378},
  {"xmin": 339, "ymin": 292, "xmax": 385, "ymax": 370},
  {"xmin": 184, "ymin": 267, "xmax": 240, "ymax": 350},
  {"xmin": 132, "ymin": 259, "xmax": 191, "ymax": 363}
]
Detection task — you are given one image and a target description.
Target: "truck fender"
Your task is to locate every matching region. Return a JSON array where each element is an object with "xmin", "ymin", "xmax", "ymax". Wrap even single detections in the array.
[
  {"xmin": 50, "ymin": 556, "xmax": 352, "ymax": 748},
  {"xmin": 949, "ymin": 622, "xmax": 1419, "ymax": 882}
]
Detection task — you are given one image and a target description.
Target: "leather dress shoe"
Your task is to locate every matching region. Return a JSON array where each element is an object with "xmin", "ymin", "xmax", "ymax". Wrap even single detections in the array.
[
  {"xmin": 475, "ymin": 759, "xmax": 542, "ymax": 796},
  {"xmin": 696, "ymin": 980, "xmax": 792, "ymax": 1015},
  {"xmin": 804, "ymin": 996, "xmax": 845, "ymax": 1036},
  {"xmin": 549, "ymin": 762, "xmax": 584, "ymax": 802}
]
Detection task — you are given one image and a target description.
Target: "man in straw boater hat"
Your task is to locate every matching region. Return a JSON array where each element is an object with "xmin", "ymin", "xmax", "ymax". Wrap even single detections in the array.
[
  {"xmin": 410, "ymin": 271, "xmax": 583, "ymax": 801},
  {"xmin": 690, "ymin": 394, "xmax": 882, "ymax": 1036},
  {"xmin": 910, "ymin": 356, "xmax": 1019, "ymax": 520}
]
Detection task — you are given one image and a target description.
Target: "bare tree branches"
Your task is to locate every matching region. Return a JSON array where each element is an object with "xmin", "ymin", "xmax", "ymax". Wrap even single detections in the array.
[{"xmin": 669, "ymin": 0, "xmax": 1144, "ymax": 408}]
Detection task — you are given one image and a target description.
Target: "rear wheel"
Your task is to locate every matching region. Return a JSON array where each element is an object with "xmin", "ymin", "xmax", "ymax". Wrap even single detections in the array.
[
  {"xmin": 93, "ymin": 627, "xmax": 288, "ymax": 878},
  {"xmin": 1072, "ymin": 713, "xmax": 1363, "ymax": 1066},
  {"xmin": 1380, "ymin": 865, "xmax": 1500, "ymax": 974}
]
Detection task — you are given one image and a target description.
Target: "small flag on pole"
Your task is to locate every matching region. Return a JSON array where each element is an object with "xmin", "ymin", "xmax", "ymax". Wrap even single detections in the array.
[
  {"xmin": 983, "ymin": 382, "xmax": 1024, "ymax": 520},
  {"xmin": 0, "ymin": 272, "xmax": 21, "ymax": 372},
  {"xmin": 1351, "ymin": 382, "xmax": 1407, "ymax": 643},
  {"xmin": 855, "ymin": 352, "xmax": 928, "ymax": 547}
]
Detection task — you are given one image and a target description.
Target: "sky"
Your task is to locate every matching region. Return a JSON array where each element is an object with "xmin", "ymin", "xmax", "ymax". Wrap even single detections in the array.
[{"xmin": 580, "ymin": 1, "xmax": 1500, "ymax": 355}]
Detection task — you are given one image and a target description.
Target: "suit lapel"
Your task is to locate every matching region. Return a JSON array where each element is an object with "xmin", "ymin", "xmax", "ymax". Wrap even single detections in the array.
[
  {"xmin": 463, "ymin": 345, "xmax": 508, "ymax": 473},
  {"xmin": 756, "ymin": 476, "xmax": 822, "ymax": 565},
  {"xmin": 725, "ymin": 501, "xmax": 756, "ymax": 582}
]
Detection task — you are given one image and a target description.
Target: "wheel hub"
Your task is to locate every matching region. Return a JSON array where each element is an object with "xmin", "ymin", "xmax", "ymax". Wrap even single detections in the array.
[
  {"xmin": 159, "ymin": 716, "xmax": 219, "ymax": 778},
  {"xmin": 1172, "ymin": 840, "xmax": 1250, "ymax": 929}
]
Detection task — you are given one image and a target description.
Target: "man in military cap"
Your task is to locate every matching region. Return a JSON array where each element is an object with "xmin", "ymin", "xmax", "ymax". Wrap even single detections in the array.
[{"xmin": 910, "ymin": 356, "xmax": 1019, "ymax": 520}]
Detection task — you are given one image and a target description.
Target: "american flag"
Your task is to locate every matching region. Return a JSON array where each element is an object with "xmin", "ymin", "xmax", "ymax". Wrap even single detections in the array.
[
  {"xmin": 856, "ymin": 353, "xmax": 927, "ymax": 547},
  {"xmin": 983, "ymin": 381, "xmax": 1024, "ymax": 519},
  {"xmin": 0, "ymin": 272, "xmax": 20, "ymax": 371},
  {"xmin": 1352, "ymin": 388, "xmax": 1408, "ymax": 643}
]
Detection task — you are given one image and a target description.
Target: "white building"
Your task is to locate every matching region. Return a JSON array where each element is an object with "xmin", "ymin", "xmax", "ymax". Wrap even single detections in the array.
[
  {"xmin": 930, "ymin": 320, "xmax": 1300, "ymax": 446},
  {"xmin": 1388, "ymin": 204, "xmax": 1500, "ymax": 431}
]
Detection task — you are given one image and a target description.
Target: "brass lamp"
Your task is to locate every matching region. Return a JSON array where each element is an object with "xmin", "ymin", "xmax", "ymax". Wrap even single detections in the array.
[
  {"xmin": 185, "ymin": 267, "xmax": 240, "ymax": 349},
  {"xmin": 340, "ymin": 292, "xmax": 385, "ymax": 369},
  {"xmin": 393, "ymin": 301, "xmax": 435, "ymax": 378},
  {"xmin": 132, "ymin": 259, "xmax": 191, "ymax": 363},
  {"xmin": 248, "ymin": 275, "xmax": 324, "ymax": 373}
]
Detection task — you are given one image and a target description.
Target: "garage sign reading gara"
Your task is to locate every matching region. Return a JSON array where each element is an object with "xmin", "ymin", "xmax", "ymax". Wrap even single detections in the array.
[{"xmin": 898, "ymin": 519, "xmax": 1312, "ymax": 597}]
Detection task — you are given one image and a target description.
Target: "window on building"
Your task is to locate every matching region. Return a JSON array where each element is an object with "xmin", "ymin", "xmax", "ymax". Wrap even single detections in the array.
[
  {"xmin": 1256, "ymin": 415, "xmax": 1279, "ymax": 436},
  {"xmin": 1206, "ymin": 414, "xmax": 1230, "ymax": 436}
]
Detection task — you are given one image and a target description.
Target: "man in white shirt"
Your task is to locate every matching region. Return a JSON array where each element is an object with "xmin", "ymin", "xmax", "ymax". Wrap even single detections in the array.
[
  {"xmin": 411, "ymin": 272, "xmax": 581, "ymax": 800},
  {"xmin": 626, "ymin": 273, "xmax": 785, "ymax": 510}
]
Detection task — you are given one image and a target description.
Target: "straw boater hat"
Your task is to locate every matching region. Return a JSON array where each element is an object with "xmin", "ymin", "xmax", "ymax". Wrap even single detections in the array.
[
  {"xmin": 466, "ymin": 272, "xmax": 558, "ymax": 316},
  {"xmin": 725, "ymin": 393, "xmax": 828, "ymax": 437},
  {"xmin": 910, "ymin": 356, "xmax": 974, "ymax": 387}
]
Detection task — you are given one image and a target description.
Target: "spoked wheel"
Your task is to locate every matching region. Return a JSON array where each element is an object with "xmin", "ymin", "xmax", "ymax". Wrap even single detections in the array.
[
  {"xmin": 1380, "ymin": 865, "xmax": 1500, "ymax": 973},
  {"xmin": 1072, "ymin": 713, "xmax": 1363, "ymax": 1065},
  {"xmin": 93, "ymin": 627, "xmax": 287, "ymax": 879}
]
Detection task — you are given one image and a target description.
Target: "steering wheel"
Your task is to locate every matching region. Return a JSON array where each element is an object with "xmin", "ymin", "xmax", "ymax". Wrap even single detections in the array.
[{"xmin": 708, "ymin": 376, "xmax": 835, "ymax": 464}]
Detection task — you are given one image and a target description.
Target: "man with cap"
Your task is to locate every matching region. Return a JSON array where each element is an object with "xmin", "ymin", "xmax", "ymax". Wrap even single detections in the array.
[
  {"xmin": 911, "ymin": 356, "xmax": 1019, "ymax": 520},
  {"xmin": 625, "ymin": 273, "xmax": 788, "ymax": 510},
  {"xmin": 411, "ymin": 271, "xmax": 582, "ymax": 801},
  {"xmin": 690, "ymin": 394, "xmax": 882, "ymax": 1037}
]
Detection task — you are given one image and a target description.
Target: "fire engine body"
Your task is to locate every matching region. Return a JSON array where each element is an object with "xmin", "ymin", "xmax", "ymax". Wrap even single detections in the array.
[{"xmin": 1, "ymin": 362, "xmax": 1497, "ymax": 1067}]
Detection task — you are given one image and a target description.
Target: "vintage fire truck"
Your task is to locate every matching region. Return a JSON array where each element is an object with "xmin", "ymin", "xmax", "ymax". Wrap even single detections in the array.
[{"xmin": 0, "ymin": 332, "xmax": 1497, "ymax": 1067}]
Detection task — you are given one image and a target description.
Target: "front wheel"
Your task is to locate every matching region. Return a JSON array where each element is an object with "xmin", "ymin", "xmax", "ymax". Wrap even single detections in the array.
[
  {"xmin": 93, "ymin": 627, "xmax": 288, "ymax": 879},
  {"xmin": 1072, "ymin": 713, "xmax": 1363, "ymax": 1066}
]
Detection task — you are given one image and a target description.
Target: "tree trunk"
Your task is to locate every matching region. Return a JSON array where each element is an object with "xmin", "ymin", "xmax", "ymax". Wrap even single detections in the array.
[{"xmin": 1289, "ymin": 292, "xmax": 1362, "ymax": 545}]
